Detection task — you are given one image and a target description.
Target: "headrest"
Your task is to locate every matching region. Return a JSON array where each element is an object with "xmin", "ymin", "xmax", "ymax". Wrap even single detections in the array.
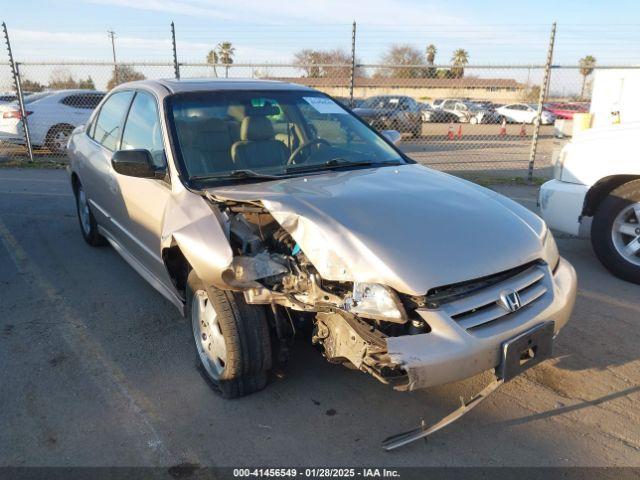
[
  {"xmin": 240, "ymin": 116, "xmax": 274, "ymax": 141},
  {"xmin": 228, "ymin": 103, "xmax": 280, "ymax": 121}
]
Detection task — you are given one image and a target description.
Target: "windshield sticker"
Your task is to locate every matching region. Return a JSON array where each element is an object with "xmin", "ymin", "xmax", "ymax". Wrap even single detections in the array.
[{"xmin": 303, "ymin": 97, "xmax": 346, "ymax": 114}]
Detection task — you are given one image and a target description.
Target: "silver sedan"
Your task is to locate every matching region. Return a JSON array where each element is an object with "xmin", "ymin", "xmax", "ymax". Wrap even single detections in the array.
[{"xmin": 67, "ymin": 79, "xmax": 576, "ymax": 442}]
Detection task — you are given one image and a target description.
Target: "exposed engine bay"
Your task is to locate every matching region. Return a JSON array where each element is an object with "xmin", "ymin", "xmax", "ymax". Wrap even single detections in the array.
[{"xmin": 210, "ymin": 196, "xmax": 428, "ymax": 390}]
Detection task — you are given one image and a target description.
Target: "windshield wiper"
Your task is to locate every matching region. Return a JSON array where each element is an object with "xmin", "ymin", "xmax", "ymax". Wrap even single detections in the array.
[
  {"xmin": 285, "ymin": 158, "xmax": 401, "ymax": 174},
  {"xmin": 189, "ymin": 169, "xmax": 281, "ymax": 182}
]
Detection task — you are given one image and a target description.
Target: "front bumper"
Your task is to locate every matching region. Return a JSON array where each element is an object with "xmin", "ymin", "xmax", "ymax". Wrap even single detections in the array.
[
  {"xmin": 539, "ymin": 179, "xmax": 589, "ymax": 236},
  {"xmin": 386, "ymin": 258, "xmax": 577, "ymax": 390}
]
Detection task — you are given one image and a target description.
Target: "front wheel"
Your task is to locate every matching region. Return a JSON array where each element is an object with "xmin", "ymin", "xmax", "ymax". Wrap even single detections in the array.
[
  {"xmin": 187, "ymin": 271, "xmax": 272, "ymax": 398},
  {"xmin": 591, "ymin": 180, "xmax": 640, "ymax": 284}
]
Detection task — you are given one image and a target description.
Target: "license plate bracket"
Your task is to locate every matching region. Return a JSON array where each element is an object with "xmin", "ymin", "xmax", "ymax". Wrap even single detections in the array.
[{"xmin": 496, "ymin": 321, "xmax": 554, "ymax": 382}]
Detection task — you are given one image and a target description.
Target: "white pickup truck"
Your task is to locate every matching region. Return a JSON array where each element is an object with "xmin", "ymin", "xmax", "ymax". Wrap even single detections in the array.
[{"xmin": 539, "ymin": 122, "xmax": 640, "ymax": 284}]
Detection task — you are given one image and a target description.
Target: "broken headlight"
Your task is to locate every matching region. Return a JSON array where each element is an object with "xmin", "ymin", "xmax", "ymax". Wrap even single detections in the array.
[{"xmin": 344, "ymin": 282, "xmax": 406, "ymax": 323}]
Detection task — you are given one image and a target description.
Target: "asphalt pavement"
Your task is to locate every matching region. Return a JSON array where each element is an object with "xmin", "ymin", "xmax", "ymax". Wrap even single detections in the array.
[{"xmin": 0, "ymin": 168, "xmax": 638, "ymax": 469}]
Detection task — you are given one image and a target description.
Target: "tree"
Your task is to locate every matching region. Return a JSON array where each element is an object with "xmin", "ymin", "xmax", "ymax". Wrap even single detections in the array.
[
  {"xmin": 48, "ymin": 68, "xmax": 96, "ymax": 90},
  {"xmin": 77, "ymin": 77, "xmax": 96, "ymax": 90},
  {"xmin": 579, "ymin": 55, "xmax": 596, "ymax": 99},
  {"xmin": 216, "ymin": 41, "xmax": 235, "ymax": 78},
  {"xmin": 376, "ymin": 44, "xmax": 426, "ymax": 78},
  {"xmin": 450, "ymin": 48, "xmax": 469, "ymax": 78},
  {"xmin": 293, "ymin": 48, "xmax": 357, "ymax": 78},
  {"xmin": 107, "ymin": 65, "xmax": 146, "ymax": 90},
  {"xmin": 206, "ymin": 49, "xmax": 219, "ymax": 77},
  {"xmin": 21, "ymin": 78, "xmax": 45, "ymax": 92},
  {"xmin": 425, "ymin": 44, "xmax": 437, "ymax": 78}
]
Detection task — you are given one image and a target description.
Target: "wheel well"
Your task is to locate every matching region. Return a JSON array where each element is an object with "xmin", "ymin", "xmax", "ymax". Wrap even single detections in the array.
[
  {"xmin": 70, "ymin": 172, "xmax": 80, "ymax": 194},
  {"xmin": 583, "ymin": 175, "xmax": 640, "ymax": 217},
  {"xmin": 46, "ymin": 123, "xmax": 74, "ymax": 141},
  {"xmin": 162, "ymin": 245, "xmax": 190, "ymax": 300}
]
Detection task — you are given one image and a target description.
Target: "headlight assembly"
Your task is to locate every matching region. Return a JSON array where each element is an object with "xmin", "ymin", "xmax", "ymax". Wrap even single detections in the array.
[
  {"xmin": 542, "ymin": 226, "xmax": 560, "ymax": 271},
  {"xmin": 344, "ymin": 282, "xmax": 406, "ymax": 323}
]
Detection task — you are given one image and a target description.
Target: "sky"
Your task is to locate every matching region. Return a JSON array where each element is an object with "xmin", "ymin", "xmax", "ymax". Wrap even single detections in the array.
[
  {"xmin": 1, "ymin": 0, "xmax": 639, "ymax": 92},
  {"xmin": 3, "ymin": 0, "xmax": 640, "ymax": 65}
]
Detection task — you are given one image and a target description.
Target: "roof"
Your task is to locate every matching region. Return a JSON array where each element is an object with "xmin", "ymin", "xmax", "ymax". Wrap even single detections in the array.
[
  {"xmin": 150, "ymin": 78, "xmax": 314, "ymax": 93},
  {"xmin": 268, "ymin": 77, "xmax": 522, "ymax": 89}
]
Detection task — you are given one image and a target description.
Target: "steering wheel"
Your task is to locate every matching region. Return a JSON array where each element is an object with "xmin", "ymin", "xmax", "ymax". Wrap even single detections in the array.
[{"xmin": 287, "ymin": 138, "xmax": 331, "ymax": 165}]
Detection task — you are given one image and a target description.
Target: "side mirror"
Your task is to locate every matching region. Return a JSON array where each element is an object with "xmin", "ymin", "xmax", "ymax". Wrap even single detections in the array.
[
  {"xmin": 382, "ymin": 130, "xmax": 402, "ymax": 145},
  {"xmin": 111, "ymin": 149, "xmax": 165, "ymax": 179}
]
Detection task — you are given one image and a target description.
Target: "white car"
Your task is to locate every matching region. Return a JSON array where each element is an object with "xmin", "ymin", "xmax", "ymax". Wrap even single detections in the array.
[
  {"xmin": 496, "ymin": 103, "xmax": 555, "ymax": 125},
  {"xmin": 0, "ymin": 90, "xmax": 104, "ymax": 153},
  {"xmin": 539, "ymin": 122, "xmax": 640, "ymax": 283}
]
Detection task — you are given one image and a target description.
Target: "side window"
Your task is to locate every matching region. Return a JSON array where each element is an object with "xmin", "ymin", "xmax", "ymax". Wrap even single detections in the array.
[
  {"xmin": 121, "ymin": 91, "xmax": 165, "ymax": 168},
  {"xmin": 62, "ymin": 94, "xmax": 104, "ymax": 109},
  {"xmin": 92, "ymin": 91, "xmax": 134, "ymax": 151}
]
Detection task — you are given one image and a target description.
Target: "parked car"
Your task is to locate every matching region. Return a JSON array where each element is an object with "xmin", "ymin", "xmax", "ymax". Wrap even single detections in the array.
[
  {"xmin": 68, "ymin": 79, "xmax": 576, "ymax": 418},
  {"xmin": 436, "ymin": 99, "xmax": 470, "ymax": 122},
  {"xmin": 496, "ymin": 103, "xmax": 555, "ymax": 125},
  {"xmin": 540, "ymin": 122, "xmax": 640, "ymax": 283},
  {"xmin": 465, "ymin": 102, "xmax": 503, "ymax": 124},
  {"xmin": 0, "ymin": 89, "xmax": 105, "ymax": 153},
  {"xmin": 544, "ymin": 102, "xmax": 589, "ymax": 120},
  {"xmin": 353, "ymin": 95, "xmax": 422, "ymax": 136},
  {"xmin": 421, "ymin": 103, "xmax": 459, "ymax": 123}
]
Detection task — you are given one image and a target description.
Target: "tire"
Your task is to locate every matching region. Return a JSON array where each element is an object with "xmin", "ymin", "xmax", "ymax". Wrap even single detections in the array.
[
  {"xmin": 46, "ymin": 124, "xmax": 74, "ymax": 154},
  {"xmin": 186, "ymin": 270, "xmax": 272, "ymax": 398},
  {"xmin": 73, "ymin": 180, "xmax": 107, "ymax": 247},
  {"xmin": 591, "ymin": 180, "xmax": 640, "ymax": 284}
]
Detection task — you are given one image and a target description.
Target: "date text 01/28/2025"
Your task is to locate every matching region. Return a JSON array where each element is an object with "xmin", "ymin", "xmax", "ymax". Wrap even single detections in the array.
[{"xmin": 232, "ymin": 468, "xmax": 401, "ymax": 478}]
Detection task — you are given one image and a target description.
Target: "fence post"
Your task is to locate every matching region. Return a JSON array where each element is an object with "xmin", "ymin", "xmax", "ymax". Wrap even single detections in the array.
[
  {"xmin": 527, "ymin": 22, "xmax": 556, "ymax": 182},
  {"xmin": 171, "ymin": 21, "xmax": 180, "ymax": 80},
  {"xmin": 2, "ymin": 22, "xmax": 34, "ymax": 163},
  {"xmin": 349, "ymin": 21, "xmax": 357, "ymax": 108}
]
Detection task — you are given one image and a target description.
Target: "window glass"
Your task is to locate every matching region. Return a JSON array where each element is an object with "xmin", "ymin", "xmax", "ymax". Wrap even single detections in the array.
[
  {"xmin": 168, "ymin": 90, "xmax": 404, "ymax": 181},
  {"xmin": 121, "ymin": 91, "xmax": 165, "ymax": 167},
  {"xmin": 62, "ymin": 94, "xmax": 104, "ymax": 110},
  {"xmin": 92, "ymin": 91, "xmax": 134, "ymax": 151}
]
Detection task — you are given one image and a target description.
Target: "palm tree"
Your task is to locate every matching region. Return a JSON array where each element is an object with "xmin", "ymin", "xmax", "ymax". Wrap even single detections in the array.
[
  {"xmin": 206, "ymin": 49, "xmax": 219, "ymax": 77},
  {"xmin": 450, "ymin": 48, "xmax": 469, "ymax": 78},
  {"xmin": 579, "ymin": 55, "xmax": 596, "ymax": 99},
  {"xmin": 216, "ymin": 41, "xmax": 236, "ymax": 78},
  {"xmin": 426, "ymin": 44, "xmax": 437, "ymax": 78},
  {"xmin": 426, "ymin": 44, "xmax": 437, "ymax": 65}
]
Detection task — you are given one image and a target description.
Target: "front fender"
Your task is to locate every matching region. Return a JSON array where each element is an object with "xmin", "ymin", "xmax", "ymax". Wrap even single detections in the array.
[{"xmin": 161, "ymin": 191, "xmax": 233, "ymax": 289}]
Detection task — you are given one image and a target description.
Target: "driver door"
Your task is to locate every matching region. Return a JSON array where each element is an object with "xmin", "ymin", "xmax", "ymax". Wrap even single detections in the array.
[{"xmin": 110, "ymin": 90, "xmax": 175, "ymax": 289}]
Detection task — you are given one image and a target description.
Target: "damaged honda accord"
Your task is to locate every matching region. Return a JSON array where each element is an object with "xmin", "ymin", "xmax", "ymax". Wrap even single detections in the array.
[{"xmin": 68, "ymin": 79, "xmax": 577, "ymax": 448}]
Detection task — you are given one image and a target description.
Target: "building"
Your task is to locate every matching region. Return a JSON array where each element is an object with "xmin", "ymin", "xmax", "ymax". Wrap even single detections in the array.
[
  {"xmin": 590, "ymin": 68, "xmax": 640, "ymax": 127},
  {"xmin": 270, "ymin": 76, "xmax": 525, "ymax": 103}
]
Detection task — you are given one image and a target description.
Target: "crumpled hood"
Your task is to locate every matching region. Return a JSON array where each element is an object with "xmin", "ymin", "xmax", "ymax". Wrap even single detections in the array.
[{"xmin": 207, "ymin": 164, "xmax": 546, "ymax": 295}]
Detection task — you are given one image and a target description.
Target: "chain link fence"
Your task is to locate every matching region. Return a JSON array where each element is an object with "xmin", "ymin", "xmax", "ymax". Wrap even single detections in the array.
[{"xmin": 1, "ymin": 22, "xmax": 637, "ymax": 181}]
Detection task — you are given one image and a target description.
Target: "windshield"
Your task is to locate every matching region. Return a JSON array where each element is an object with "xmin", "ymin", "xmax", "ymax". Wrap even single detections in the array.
[
  {"xmin": 359, "ymin": 97, "xmax": 403, "ymax": 109},
  {"xmin": 168, "ymin": 90, "xmax": 405, "ymax": 181}
]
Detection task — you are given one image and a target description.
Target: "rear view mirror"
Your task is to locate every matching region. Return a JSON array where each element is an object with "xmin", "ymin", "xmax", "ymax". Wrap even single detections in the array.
[
  {"xmin": 111, "ymin": 149, "xmax": 165, "ymax": 179},
  {"xmin": 382, "ymin": 130, "xmax": 402, "ymax": 145}
]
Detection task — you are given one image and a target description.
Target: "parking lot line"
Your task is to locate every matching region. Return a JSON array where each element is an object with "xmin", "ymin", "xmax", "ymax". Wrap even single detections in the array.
[{"xmin": 0, "ymin": 217, "xmax": 179, "ymax": 463}]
